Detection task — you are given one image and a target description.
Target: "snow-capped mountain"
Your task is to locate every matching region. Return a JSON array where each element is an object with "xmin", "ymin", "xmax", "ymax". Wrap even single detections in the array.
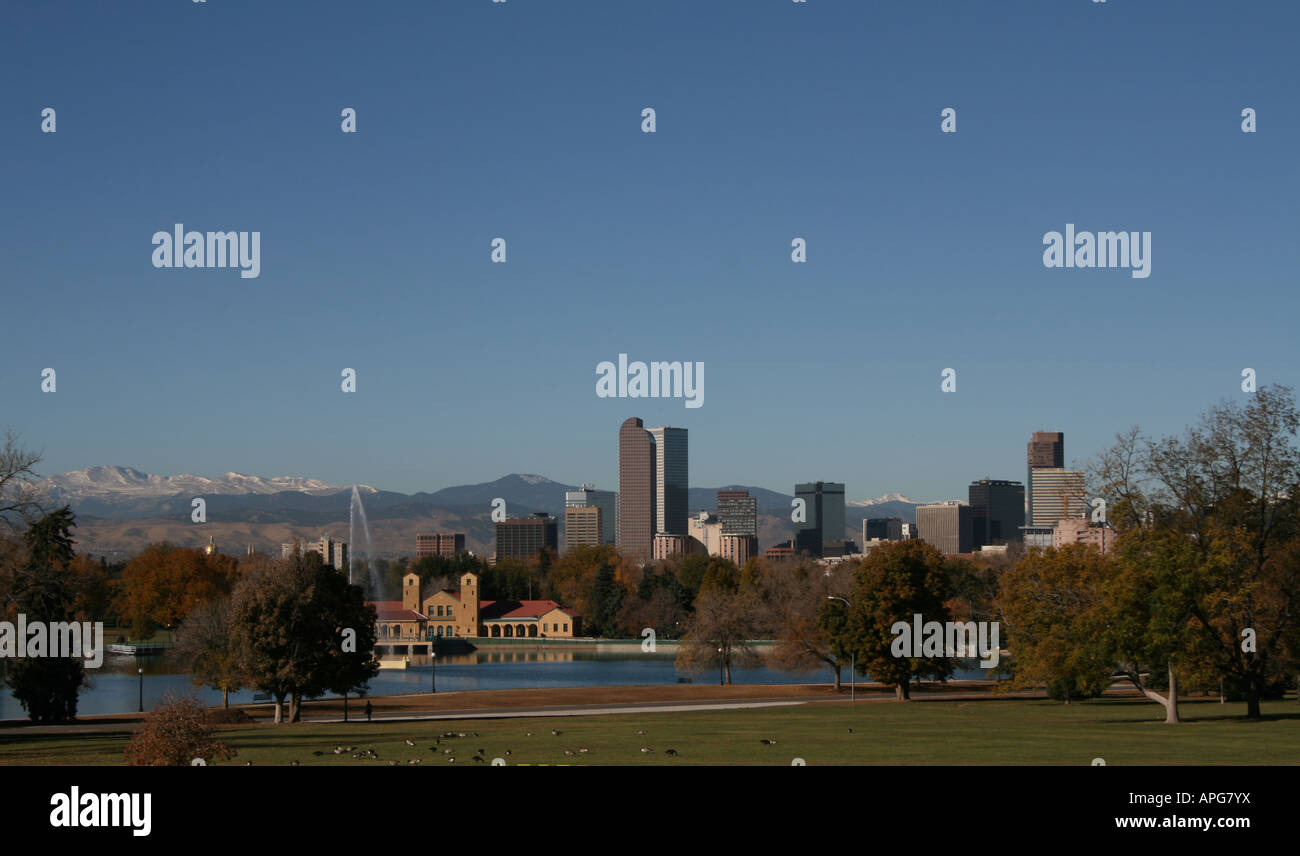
[
  {"xmin": 39, "ymin": 466, "xmax": 376, "ymax": 501},
  {"xmin": 848, "ymin": 493, "xmax": 923, "ymax": 507}
]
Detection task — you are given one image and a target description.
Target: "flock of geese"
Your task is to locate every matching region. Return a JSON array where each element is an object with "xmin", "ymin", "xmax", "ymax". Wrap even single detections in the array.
[{"xmin": 283, "ymin": 726, "xmax": 685, "ymax": 765}]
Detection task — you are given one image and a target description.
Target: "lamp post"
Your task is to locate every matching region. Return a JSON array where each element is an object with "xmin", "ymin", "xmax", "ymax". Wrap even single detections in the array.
[
  {"xmin": 827, "ymin": 597, "xmax": 855, "ymax": 702},
  {"xmin": 718, "ymin": 647, "xmax": 724, "ymax": 686},
  {"xmin": 431, "ymin": 650, "xmax": 437, "ymax": 694},
  {"xmin": 137, "ymin": 667, "xmax": 144, "ymax": 713}
]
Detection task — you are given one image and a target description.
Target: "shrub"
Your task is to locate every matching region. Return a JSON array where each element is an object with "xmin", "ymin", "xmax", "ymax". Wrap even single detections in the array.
[{"xmin": 124, "ymin": 695, "xmax": 236, "ymax": 766}]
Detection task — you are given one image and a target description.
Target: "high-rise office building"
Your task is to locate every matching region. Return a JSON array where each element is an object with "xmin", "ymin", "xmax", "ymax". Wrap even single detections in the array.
[
  {"xmin": 794, "ymin": 481, "xmax": 846, "ymax": 558},
  {"xmin": 1027, "ymin": 431, "xmax": 1065, "ymax": 468},
  {"xmin": 1027, "ymin": 431, "xmax": 1065, "ymax": 519},
  {"xmin": 916, "ymin": 502, "xmax": 972, "ymax": 555},
  {"xmin": 618, "ymin": 417, "xmax": 656, "ymax": 562},
  {"xmin": 415, "ymin": 533, "xmax": 466, "ymax": 558},
  {"xmin": 494, "ymin": 512, "xmax": 558, "ymax": 563},
  {"xmin": 863, "ymin": 517, "xmax": 904, "ymax": 542},
  {"xmin": 565, "ymin": 485, "xmax": 616, "ymax": 545},
  {"xmin": 563, "ymin": 506, "xmax": 603, "ymax": 554},
  {"xmin": 282, "ymin": 537, "xmax": 349, "ymax": 572},
  {"xmin": 1029, "ymin": 468, "xmax": 1087, "ymax": 528},
  {"xmin": 648, "ymin": 426, "xmax": 688, "ymax": 536},
  {"xmin": 716, "ymin": 489, "xmax": 758, "ymax": 537},
  {"xmin": 968, "ymin": 479, "xmax": 1025, "ymax": 547}
]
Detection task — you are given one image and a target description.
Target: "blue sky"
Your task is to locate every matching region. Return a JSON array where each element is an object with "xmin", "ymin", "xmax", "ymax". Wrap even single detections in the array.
[{"xmin": 2, "ymin": 0, "xmax": 1297, "ymax": 502}]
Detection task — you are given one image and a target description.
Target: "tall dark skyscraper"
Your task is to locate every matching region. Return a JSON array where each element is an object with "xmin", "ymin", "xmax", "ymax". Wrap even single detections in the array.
[
  {"xmin": 863, "ymin": 517, "xmax": 903, "ymax": 541},
  {"xmin": 794, "ymin": 481, "xmax": 845, "ymax": 558},
  {"xmin": 968, "ymin": 478, "xmax": 1025, "ymax": 547},
  {"xmin": 648, "ymin": 426, "xmax": 688, "ymax": 536},
  {"xmin": 494, "ymin": 512, "xmax": 558, "ymax": 562},
  {"xmin": 618, "ymin": 417, "xmax": 655, "ymax": 562}
]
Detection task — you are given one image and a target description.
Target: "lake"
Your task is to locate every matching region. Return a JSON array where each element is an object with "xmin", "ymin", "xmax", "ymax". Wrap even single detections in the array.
[{"xmin": 0, "ymin": 646, "xmax": 990, "ymax": 719}]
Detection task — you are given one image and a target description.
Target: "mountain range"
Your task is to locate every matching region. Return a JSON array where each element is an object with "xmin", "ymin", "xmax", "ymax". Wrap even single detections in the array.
[{"xmin": 37, "ymin": 467, "xmax": 929, "ymax": 561}]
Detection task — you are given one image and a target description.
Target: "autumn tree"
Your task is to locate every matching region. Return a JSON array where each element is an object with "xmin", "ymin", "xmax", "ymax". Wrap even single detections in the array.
[
  {"xmin": 997, "ymin": 544, "xmax": 1116, "ymax": 704},
  {"xmin": 675, "ymin": 574, "xmax": 765, "ymax": 684},
  {"xmin": 546, "ymin": 545, "xmax": 628, "ymax": 621},
  {"xmin": 616, "ymin": 567, "xmax": 689, "ymax": 639},
  {"xmin": 115, "ymin": 543, "xmax": 239, "ymax": 638},
  {"xmin": 827, "ymin": 540, "xmax": 953, "ymax": 700},
  {"xmin": 763, "ymin": 558, "xmax": 851, "ymax": 690},
  {"xmin": 173, "ymin": 595, "xmax": 244, "ymax": 709},
  {"xmin": 229, "ymin": 549, "xmax": 376, "ymax": 723},
  {"xmin": 1092, "ymin": 385, "xmax": 1300, "ymax": 719}
]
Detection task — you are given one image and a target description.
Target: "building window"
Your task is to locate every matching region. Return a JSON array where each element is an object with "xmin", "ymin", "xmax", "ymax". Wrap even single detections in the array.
[{"xmin": 563, "ymin": 623, "xmax": 568, "ymax": 633}]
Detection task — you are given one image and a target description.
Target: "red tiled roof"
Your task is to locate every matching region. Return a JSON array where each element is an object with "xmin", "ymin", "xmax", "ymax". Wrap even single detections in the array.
[
  {"xmin": 479, "ymin": 599, "xmax": 580, "ymax": 620},
  {"xmin": 368, "ymin": 601, "xmax": 427, "ymax": 621}
]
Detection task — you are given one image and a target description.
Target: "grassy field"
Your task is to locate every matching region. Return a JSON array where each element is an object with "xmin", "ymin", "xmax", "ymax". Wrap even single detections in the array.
[{"xmin": 3, "ymin": 696, "xmax": 1299, "ymax": 765}]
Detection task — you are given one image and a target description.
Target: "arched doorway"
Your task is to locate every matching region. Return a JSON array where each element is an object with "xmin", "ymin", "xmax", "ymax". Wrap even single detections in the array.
[{"xmin": 528, "ymin": 624, "xmax": 538, "ymax": 637}]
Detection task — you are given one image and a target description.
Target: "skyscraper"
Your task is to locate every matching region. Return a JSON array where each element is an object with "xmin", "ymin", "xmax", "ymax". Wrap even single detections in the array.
[
  {"xmin": 565, "ymin": 485, "xmax": 616, "ymax": 545},
  {"xmin": 495, "ymin": 512, "xmax": 558, "ymax": 562},
  {"xmin": 716, "ymin": 489, "xmax": 758, "ymax": 537},
  {"xmin": 863, "ymin": 517, "xmax": 904, "ymax": 542},
  {"xmin": 968, "ymin": 479, "xmax": 1025, "ymax": 547},
  {"xmin": 281, "ymin": 537, "xmax": 349, "ymax": 572},
  {"xmin": 648, "ymin": 426, "xmax": 688, "ymax": 536},
  {"xmin": 917, "ymin": 502, "xmax": 972, "ymax": 555},
  {"xmin": 1027, "ymin": 431, "xmax": 1065, "ymax": 468},
  {"xmin": 415, "ymin": 533, "xmax": 466, "ymax": 558},
  {"xmin": 564, "ymin": 506, "xmax": 603, "ymax": 554},
  {"xmin": 1027, "ymin": 431, "xmax": 1065, "ymax": 519},
  {"xmin": 1029, "ymin": 468, "xmax": 1087, "ymax": 528},
  {"xmin": 716, "ymin": 489, "xmax": 758, "ymax": 561},
  {"xmin": 618, "ymin": 417, "xmax": 655, "ymax": 562},
  {"xmin": 794, "ymin": 481, "xmax": 846, "ymax": 558}
]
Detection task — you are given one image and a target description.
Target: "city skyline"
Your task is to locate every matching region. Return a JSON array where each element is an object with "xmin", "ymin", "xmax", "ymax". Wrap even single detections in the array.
[{"xmin": 4, "ymin": 2, "xmax": 1295, "ymax": 503}]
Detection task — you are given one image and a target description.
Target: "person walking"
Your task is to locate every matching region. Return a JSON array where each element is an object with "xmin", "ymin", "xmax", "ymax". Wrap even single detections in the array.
[{"xmin": 364, "ymin": 700, "xmax": 373, "ymax": 722}]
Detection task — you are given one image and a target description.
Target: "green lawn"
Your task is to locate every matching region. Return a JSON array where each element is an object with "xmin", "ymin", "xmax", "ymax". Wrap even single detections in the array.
[{"xmin": 3, "ymin": 697, "xmax": 1298, "ymax": 765}]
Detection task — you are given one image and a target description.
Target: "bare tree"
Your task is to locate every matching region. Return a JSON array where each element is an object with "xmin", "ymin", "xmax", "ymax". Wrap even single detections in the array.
[
  {"xmin": 762, "ymin": 558, "xmax": 851, "ymax": 689},
  {"xmin": 675, "ymin": 585, "xmax": 765, "ymax": 684},
  {"xmin": 0, "ymin": 430, "xmax": 47, "ymax": 534}
]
